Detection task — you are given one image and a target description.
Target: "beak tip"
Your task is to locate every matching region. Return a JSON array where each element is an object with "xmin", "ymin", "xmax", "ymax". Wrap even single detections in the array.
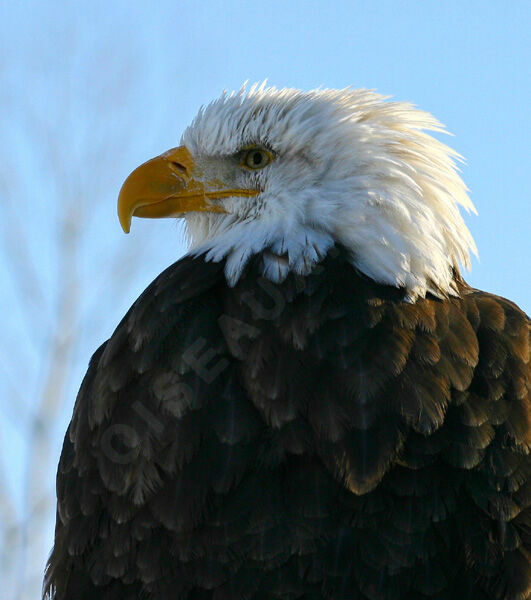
[
  {"xmin": 118, "ymin": 188, "xmax": 132, "ymax": 233},
  {"xmin": 118, "ymin": 211, "xmax": 132, "ymax": 234}
]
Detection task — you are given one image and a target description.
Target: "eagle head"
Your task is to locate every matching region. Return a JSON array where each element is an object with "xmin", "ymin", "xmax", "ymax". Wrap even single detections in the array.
[{"xmin": 118, "ymin": 84, "xmax": 477, "ymax": 299}]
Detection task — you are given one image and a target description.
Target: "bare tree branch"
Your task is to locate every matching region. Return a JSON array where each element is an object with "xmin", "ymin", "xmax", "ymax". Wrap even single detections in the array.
[{"xmin": 0, "ymin": 22, "xmax": 160, "ymax": 600}]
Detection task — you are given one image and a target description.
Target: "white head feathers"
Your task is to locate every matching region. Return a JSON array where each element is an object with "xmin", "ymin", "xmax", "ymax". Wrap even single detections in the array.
[{"xmin": 181, "ymin": 84, "xmax": 477, "ymax": 299}]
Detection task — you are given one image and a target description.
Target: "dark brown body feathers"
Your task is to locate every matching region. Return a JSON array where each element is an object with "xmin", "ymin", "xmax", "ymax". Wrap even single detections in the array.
[{"xmin": 45, "ymin": 248, "xmax": 530, "ymax": 599}]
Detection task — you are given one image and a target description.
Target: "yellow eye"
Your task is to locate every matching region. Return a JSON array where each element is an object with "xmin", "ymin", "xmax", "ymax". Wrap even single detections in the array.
[{"xmin": 240, "ymin": 147, "xmax": 274, "ymax": 170}]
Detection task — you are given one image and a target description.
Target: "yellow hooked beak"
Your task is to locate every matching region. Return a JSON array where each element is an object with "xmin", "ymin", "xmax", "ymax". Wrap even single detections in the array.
[{"xmin": 118, "ymin": 146, "xmax": 259, "ymax": 233}]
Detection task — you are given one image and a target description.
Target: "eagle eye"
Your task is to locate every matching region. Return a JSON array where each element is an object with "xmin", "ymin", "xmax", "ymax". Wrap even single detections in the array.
[{"xmin": 240, "ymin": 146, "xmax": 274, "ymax": 170}]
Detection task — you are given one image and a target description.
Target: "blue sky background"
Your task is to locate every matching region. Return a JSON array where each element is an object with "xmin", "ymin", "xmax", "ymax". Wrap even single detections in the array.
[
  {"xmin": 0, "ymin": 1, "xmax": 529, "ymax": 595},
  {"xmin": 2, "ymin": 0, "xmax": 529, "ymax": 309}
]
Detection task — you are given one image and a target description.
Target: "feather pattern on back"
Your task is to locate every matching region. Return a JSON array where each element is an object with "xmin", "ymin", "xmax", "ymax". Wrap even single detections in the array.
[{"xmin": 45, "ymin": 248, "xmax": 530, "ymax": 600}]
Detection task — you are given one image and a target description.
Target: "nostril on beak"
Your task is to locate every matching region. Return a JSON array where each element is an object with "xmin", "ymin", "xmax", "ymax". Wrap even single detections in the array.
[{"xmin": 170, "ymin": 161, "xmax": 188, "ymax": 176}]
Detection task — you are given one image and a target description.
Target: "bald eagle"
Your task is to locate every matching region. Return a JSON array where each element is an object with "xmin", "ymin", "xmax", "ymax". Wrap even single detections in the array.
[{"xmin": 45, "ymin": 86, "xmax": 530, "ymax": 600}]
